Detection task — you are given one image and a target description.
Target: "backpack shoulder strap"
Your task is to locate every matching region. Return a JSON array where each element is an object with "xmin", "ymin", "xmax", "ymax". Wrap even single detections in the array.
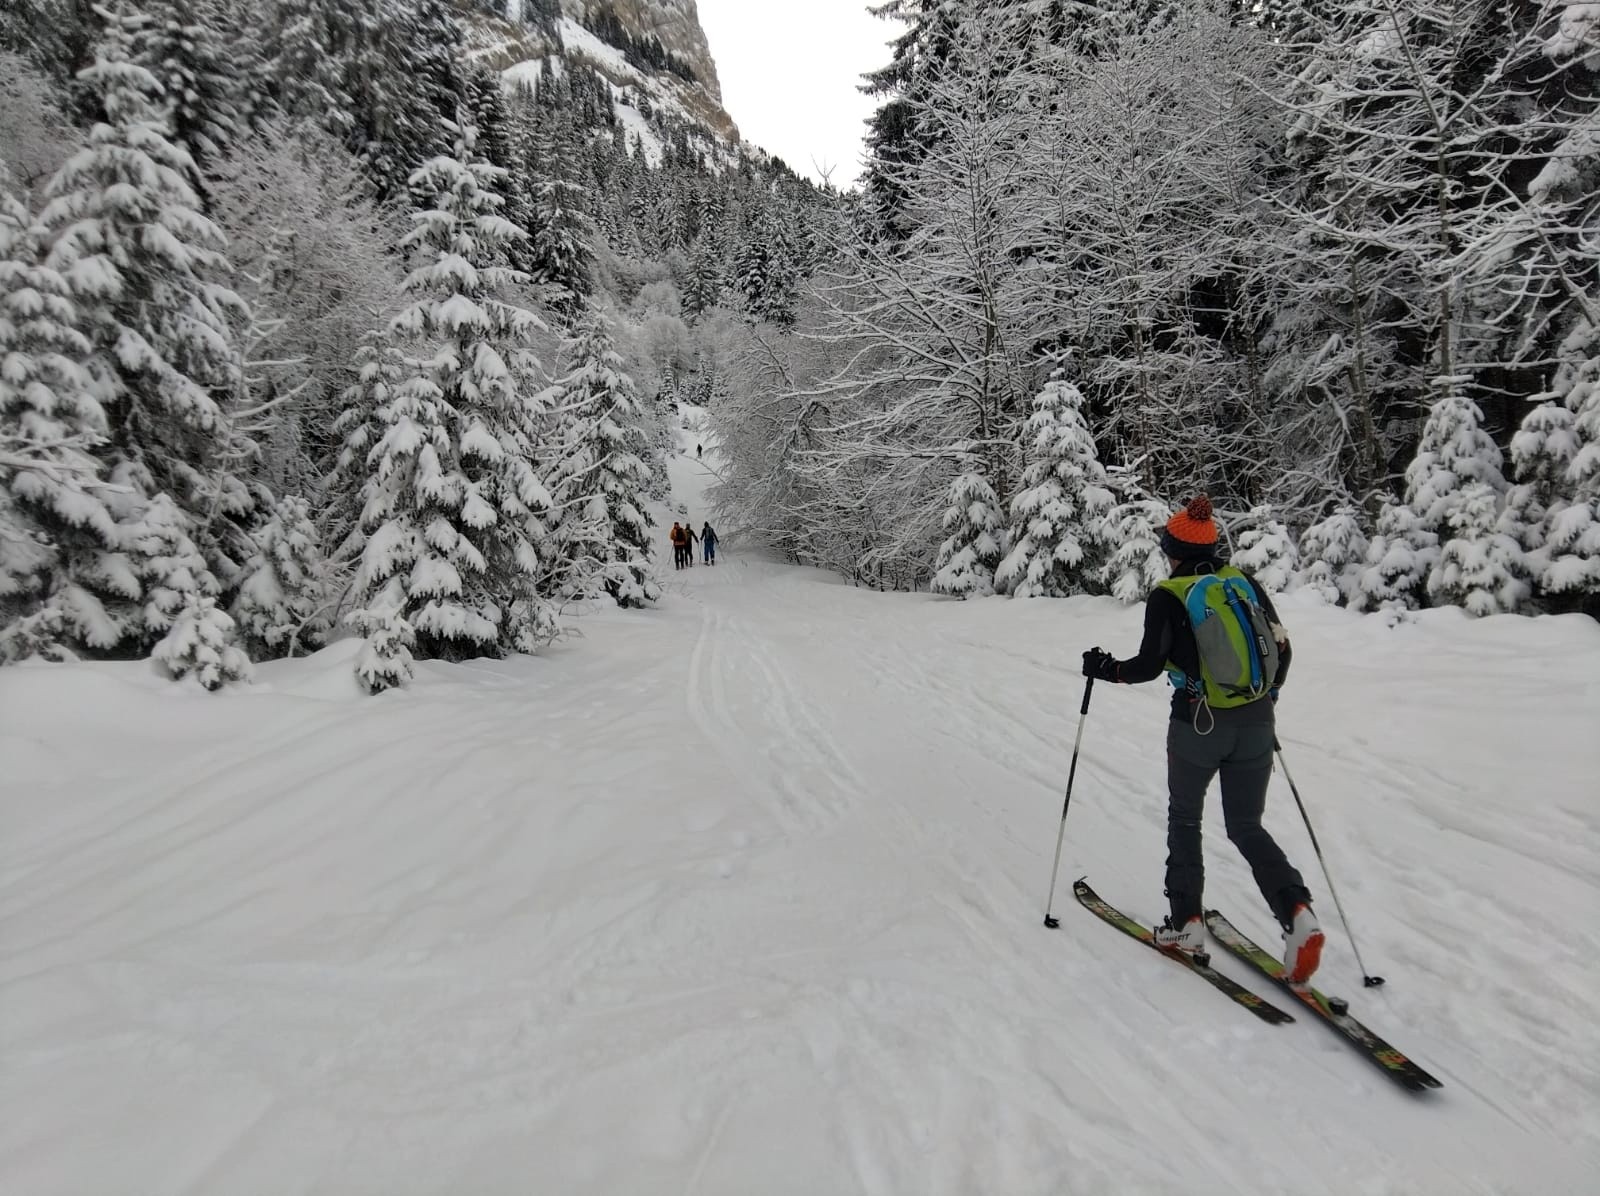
[{"xmin": 1183, "ymin": 574, "xmax": 1221, "ymax": 628}]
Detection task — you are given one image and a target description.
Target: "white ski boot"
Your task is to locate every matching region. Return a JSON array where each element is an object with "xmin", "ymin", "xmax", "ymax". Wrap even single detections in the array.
[
  {"xmin": 1153, "ymin": 915, "xmax": 1205, "ymax": 955},
  {"xmin": 1282, "ymin": 904, "xmax": 1325, "ymax": 984}
]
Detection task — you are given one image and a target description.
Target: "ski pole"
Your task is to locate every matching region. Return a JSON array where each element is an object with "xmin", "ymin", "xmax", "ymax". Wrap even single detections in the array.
[
  {"xmin": 1043, "ymin": 677, "xmax": 1094, "ymax": 928},
  {"xmin": 1274, "ymin": 738, "xmax": 1385, "ymax": 987}
]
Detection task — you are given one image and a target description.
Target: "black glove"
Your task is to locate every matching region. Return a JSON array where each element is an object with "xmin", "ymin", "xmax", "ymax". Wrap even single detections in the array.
[{"xmin": 1082, "ymin": 648, "xmax": 1118, "ymax": 682}]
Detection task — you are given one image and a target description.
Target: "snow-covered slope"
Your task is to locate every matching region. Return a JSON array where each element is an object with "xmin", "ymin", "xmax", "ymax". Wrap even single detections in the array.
[{"xmin": 2, "ymin": 434, "xmax": 1598, "ymax": 1192}]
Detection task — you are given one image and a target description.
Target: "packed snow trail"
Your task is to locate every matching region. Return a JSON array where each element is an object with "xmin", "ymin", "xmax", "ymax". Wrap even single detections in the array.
[{"xmin": 2, "ymin": 424, "xmax": 1597, "ymax": 1193}]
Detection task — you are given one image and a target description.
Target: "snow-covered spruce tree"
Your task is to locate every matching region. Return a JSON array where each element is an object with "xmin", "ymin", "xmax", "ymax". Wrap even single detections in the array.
[
  {"xmin": 1428, "ymin": 481, "xmax": 1531, "ymax": 617},
  {"xmin": 1231, "ymin": 506, "xmax": 1299, "ymax": 593},
  {"xmin": 527, "ymin": 170, "xmax": 596, "ymax": 321},
  {"xmin": 1405, "ymin": 391, "xmax": 1508, "ymax": 536},
  {"xmin": 932, "ymin": 470, "xmax": 1006, "ymax": 598},
  {"xmin": 328, "ymin": 335, "xmax": 408, "ymax": 560},
  {"xmin": 0, "ymin": 184, "xmax": 138, "ymax": 662},
  {"xmin": 1505, "ymin": 397, "xmax": 1578, "ymax": 582},
  {"xmin": 1352, "ymin": 494, "xmax": 1438, "ymax": 614},
  {"xmin": 346, "ymin": 120, "xmax": 559, "ymax": 686},
  {"xmin": 544, "ymin": 312, "xmax": 661, "ymax": 608},
  {"xmin": 1542, "ymin": 316, "xmax": 1600, "ymax": 604},
  {"xmin": 1100, "ymin": 496, "xmax": 1172, "ymax": 606},
  {"xmin": 1295, "ymin": 505, "xmax": 1368, "ymax": 607},
  {"xmin": 349, "ymin": 585, "xmax": 415, "ymax": 693},
  {"xmin": 125, "ymin": 491, "xmax": 252, "ymax": 687},
  {"xmin": 232, "ymin": 494, "xmax": 328, "ymax": 658},
  {"xmin": 995, "ymin": 377, "xmax": 1114, "ymax": 597},
  {"xmin": 125, "ymin": 0, "xmax": 246, "ymax": 182},
  {"xmin": 38, "ymin": 17, "xmax": 255, "ymax": 612}
]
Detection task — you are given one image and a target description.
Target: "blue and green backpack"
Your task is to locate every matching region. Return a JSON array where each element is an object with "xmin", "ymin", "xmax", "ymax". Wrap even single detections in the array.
[{"xmin": 1155, "ymin": 566, "xmax": 1281, "ymax": 709}]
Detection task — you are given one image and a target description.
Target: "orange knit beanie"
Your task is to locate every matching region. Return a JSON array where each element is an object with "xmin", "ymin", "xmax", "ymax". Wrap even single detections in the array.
[{"xmin": 1160, "ymin": 495, "xmax": 1219, "ymax": 558}]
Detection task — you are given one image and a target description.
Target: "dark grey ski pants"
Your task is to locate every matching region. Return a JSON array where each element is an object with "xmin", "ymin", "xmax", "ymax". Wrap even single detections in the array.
[{"xmin": 1165, "ymin": 703, "xmax": 1307, "ymax": 928}]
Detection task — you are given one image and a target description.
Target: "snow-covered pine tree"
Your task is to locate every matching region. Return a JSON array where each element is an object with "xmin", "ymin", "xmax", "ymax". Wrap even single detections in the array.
[
  {"xmin": 1100, "ymin": 496, "xmax": 1171, "ymax": 605},
  {"xmin": 126, "ymin": 0, "xmax": 245, "ymax": 182},
  {"xmin": 528, "ymin": 169, "xmax": 596, "ymax": 320},
  {"xmin": 35, "ymin": 14, "xmax": 256, "ymax": 649},
  {"xmin": 232, "ymin": 494, "xmax": 328, "ymax": 658},
  {"xmin": 0, "ymin": 183, "xmax": 138, "ymax": 662},
  {"xmin": 544, "ymin": 312, "xmax": 660, "ymax": 608},
  {"xmin": 346, "ymin": 119, "xmax": 559, "ymax": 684},
  {"xmin": 349, "ymin": 584, "xmax": 414, "ymax": 693},
  {"xmin": 1427, "ymin": 481, "xmax": 1531, "ymax": 617},
  {"xmin": 684, "ymin": 233, "xmax": 725, "ymax": 322},
  {"xmin": 1404, "ymin": 390, "xmax": 1521, "ymax": 611},
  {"xmin": 329, "ymin": 335, "xmax": 408, "ymax": 560},
  {"xmin": 264, "ymin": 0, "xmax": 354, "ymax": 142},
  {"xmin": 932, "ymin": 469, "xmax": 1005, "ymax": 598},
  {"xmin": 1232, "ymin": 505, "xmax": 1299, "ymax": 593},
  {"xmin": 1506, "ymin": 397, "xmax": 1577, "ymax": 582},
  {"xmin": 1542, "ymin": 316, "xmax": 1600, "ymax": 604},
  {"xmin": 995, "ymin": 377, "xmax": 1114, "ymax": 597},
  {"xmin": 1294, "ymin": 505, "xmax": 1368, "ymax": 606},
  {"xmin": 1405, "ymin": 391, "xmax": 1508, "ymax": 534},
  {"xmin": 1353, "ymin": 494, "xmax": 1439, "ymax": 614},
  {"xmin": 126, "ymin": 491, "xmax": 252, "ymax": 687}
]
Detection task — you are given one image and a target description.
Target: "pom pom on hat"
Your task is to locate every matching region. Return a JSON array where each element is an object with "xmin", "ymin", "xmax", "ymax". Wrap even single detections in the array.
[{"xmin": 1161, "ymin": 494, "xmax": 1219, "ymax": 559}]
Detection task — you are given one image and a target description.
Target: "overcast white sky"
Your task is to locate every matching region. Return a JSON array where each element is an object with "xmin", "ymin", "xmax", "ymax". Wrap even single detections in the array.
[{"xmin": 694, "ymin": 0, "xmax": 899, "ymax": 190}]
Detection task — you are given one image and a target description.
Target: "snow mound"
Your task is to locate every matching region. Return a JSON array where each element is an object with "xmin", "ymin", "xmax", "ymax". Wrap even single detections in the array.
[{"xmin": 249, "ymin": 637, "xmax": 370, "ymax": 702}]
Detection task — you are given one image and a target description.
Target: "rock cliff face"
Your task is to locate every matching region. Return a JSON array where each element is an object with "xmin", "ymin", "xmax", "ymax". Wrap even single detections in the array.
[
  {"xmin": 462, "ymin": 0, "xmax": 737, "ymax": 142},
  {"xmin": 563, "ymin": 0, "xmax": 722, "ymax": 102}
]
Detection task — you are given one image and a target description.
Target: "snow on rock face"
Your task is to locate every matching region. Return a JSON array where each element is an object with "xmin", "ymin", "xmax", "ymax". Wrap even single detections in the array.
[
  {"xmin": 564, "ymin": 0, "xmax": 722, "ymax": 101},
  {"xmin": 483, "ymin": 3, "xmax": 738, "ymax": 146}
]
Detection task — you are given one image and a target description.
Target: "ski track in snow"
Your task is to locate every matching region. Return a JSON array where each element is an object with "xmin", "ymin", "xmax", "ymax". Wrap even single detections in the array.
[{"xmin": 2, "ymin": 421, "xmax": 1598, "ymax": 1193}]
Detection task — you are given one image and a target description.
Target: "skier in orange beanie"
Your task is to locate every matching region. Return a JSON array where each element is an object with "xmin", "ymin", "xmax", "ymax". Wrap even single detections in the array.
[{"xmin": 1081, "ymin": 495, "xmax": 1323, "ymax": 983}]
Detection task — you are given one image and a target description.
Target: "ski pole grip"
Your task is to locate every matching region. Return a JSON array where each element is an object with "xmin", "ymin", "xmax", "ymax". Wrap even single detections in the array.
[{"xmin": 1079, "ymin": 676, "xmax": 1094, "ymax": 715}]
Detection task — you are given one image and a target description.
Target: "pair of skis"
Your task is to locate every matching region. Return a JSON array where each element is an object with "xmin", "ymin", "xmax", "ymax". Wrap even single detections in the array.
[{"xmin": 1072, "ymin": 879, "xmax": 1442, "ymax": 1093}]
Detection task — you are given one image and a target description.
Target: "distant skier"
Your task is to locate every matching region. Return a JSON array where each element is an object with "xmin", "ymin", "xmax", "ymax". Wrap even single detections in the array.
[
  {"xmin": 1080, "ymin": 495, "xmax": 1324, "ymax": 983},
  {"xmin": 701, "ymin": 522, "xmax": 718, "ymax": 565},
  {"xmin": 670, "ymin": 522, "xmax": 687, "ymax": 570},
  {"xmin": 682, "ymin": 522, "xmax": 698, "ymax": 567},
  {"xmin": 696, "ymin": 443, "xmax": 703, "ymax": 460}
]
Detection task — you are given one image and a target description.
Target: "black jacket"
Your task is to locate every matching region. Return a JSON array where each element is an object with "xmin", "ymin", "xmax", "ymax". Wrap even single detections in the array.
[{"xmin": 1113, "ymin": 559, "xmax": 1292, "ymax": 722}]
